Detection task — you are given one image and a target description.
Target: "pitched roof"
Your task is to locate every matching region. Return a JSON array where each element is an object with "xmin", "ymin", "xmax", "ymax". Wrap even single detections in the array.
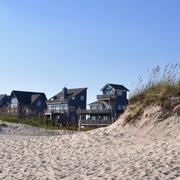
[
  {"xmin": 88, "ymin": 100, "xmax": 106, "ymax": 105},
  {"xmin": 11, "ymin": 90, "xmax": 46, "ymax": 105},
  {"xmin": 0, "ymin": 94, "xmax": 9, "ymax": 107},
  {"xmin": 88, "ymin": 101, "xmax": 100, "ymax": 105},
  {"xmin": 102, "ymin": 83, "xmax": 129, "ymax": 91},
  {"xmin": 31, "ymin": 94, "xmax": 41, "ymax": 104},
  {"xmin": 52, "ymin": 88, "xmax": 87, "ymax": 100},
  {"xmin": 0, "ymin": 94, "xmax": 7, "ymax": 101}
]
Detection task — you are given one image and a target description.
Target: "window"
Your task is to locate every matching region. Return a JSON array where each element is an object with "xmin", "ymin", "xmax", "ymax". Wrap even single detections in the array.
[
  {"xmin": 48, "ymin": 105, "xmax": 55, "ymax": 111},
  {"xmin": 103, "ymin": 116, "xmax": 108, "ymax": 120},
  {"xmin": 98, "ymin": 105, "xmax": 103, "ymax": 110},
  {"xmin": 105, "ymin": 90, "xmax": 113, "ymax": 95},
  {"xmin": 54, "ymin": 103, "xmax": 68, "ymax": 111},
  {"xmin": 92, "ymin": 116, "xmax": 96, "ymax": 120},
  {"xmin": 80, "ymin": 96, "xmax": 84, "ymax": 101},
  {"xmin": 11, "ymin": 98, "xmax": 18, "ymax": 108},
  {"xmin": 104, "ymin": 86, "xmax": 113, "ymax": 95},
  {"xmin": 55, "ymin": 104, "xmax": 60, "ymax": 111},
  {"xmin": 91, "ymin": 104, "xmax": 102, "ymax": 110},
  {"xmin": 117, "ymin": 90, "xmax": 123, "ymax": 96},
  {"xmin": 108, "ymin": 105, "xmax": 112, "ymax": 109},
  {"xmin": 91, "ymin": 105, "xmax": 97, "ymax": 110},
  {"xmin": 37, "ymin": 101, "xmax": 42, "ymax": 107},
  {"xmin": 70, "ymin": 106, "xmax": 75, "ymax": 112},
  {"xmin": 118, "ymin": 105, "xmax": 121, "ymax": 110},
  {"xmin": 122, "ymin": 105, "xmax": 126, "ymax": 110}
]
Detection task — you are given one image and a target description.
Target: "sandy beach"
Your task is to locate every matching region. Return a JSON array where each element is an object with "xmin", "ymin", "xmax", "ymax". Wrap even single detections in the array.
[{"xmin": 0, "ymin": 111, "xmax": 180, "ymax": 180}]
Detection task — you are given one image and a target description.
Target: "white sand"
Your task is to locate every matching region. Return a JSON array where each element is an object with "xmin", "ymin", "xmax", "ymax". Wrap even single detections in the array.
[{"xmin": 0, "ymin": 107, "xmax": 180, "ymax": 180}]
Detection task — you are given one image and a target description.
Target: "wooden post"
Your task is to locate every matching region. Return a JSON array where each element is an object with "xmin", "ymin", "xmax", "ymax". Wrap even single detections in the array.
[
  {"xmin": 78, "ymin": 114, "xmax": 81, "ymax": 132},
  {"xmin": 96, "ymin": 113, "xmax": 98, "ymax": 127},
  {"xmin": 50, "ymin": 113, "xmax": 52, "ymax": 121}
]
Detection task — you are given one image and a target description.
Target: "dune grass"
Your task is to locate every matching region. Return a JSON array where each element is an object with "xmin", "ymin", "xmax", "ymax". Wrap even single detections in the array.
[{"xmin": 125, "ymin": 63, "xmax": 180, "ymax": 124}]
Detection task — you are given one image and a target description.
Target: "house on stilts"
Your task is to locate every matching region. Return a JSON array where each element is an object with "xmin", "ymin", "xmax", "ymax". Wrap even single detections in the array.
[{"xmin": 78, "ymin": 83, "xmax": 129, "ymax": 130}]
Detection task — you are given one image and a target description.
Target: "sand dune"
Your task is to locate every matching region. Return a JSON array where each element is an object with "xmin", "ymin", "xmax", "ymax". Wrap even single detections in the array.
[{"xmin": 0, "ymin": 108, "xmax": 180, "ymax": 180}]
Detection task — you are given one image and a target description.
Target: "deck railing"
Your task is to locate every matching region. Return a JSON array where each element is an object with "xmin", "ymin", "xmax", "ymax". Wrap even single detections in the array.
[
  {"xmin": 44, "ymin": 109, "xmax": 67, "ymax": 114},
  {"xmin": 97, "ymin": 94, "xmax": 117, "ymax": 100},
  {"xmin": 77, "ymin": 109, "xmax": 112, "ymax": 115},
  {"xmin": 80, "ymin": 119, "xmax": 112, "ymax": 125},
  {"xmin": 46, "ymin": 99, "xmax": 68, "ymax": 104}
]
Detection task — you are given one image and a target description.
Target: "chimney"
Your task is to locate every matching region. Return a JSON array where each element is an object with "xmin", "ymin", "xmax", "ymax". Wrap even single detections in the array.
[{"xmin": 63, "ymin": 87, "xmax": 68, "ymax": 98}]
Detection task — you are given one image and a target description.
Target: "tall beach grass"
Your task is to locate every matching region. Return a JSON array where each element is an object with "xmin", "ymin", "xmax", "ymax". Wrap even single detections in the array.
[{"xmin": 125, "ymin": 63, "xmax": 180, "ymax": 124}]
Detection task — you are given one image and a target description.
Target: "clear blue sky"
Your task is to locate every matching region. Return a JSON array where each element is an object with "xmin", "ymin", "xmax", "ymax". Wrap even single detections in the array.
[{"xmin": 0, "ymin": 0, "xmax": 180, "ymax": 103}]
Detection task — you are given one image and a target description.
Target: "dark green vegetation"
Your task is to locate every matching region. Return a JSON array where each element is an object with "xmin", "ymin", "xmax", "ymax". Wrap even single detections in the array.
[
  {"xmin": 0, "ymin": 116, "xmax": 79, "ymax": 131},
  {"xmin": 125, "ymin": 64, "xmax": 180, "ymax": 124},
  {"xmin": 0, "ymin": 116, "xmax": 93, "ymax": 131}
]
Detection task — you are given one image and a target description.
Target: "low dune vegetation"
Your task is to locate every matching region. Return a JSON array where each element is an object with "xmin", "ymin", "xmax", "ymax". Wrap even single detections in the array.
[
  {"xmin": 125, "ymin": 63, "xmax": 180, "ymax": 124},
  {"xmin": 0, "ymin": 116, "xmax": 79, "ymax": 131},
  {"xmin": 0, "ymin": 116, "xmax": 58, "ymax": 129}
]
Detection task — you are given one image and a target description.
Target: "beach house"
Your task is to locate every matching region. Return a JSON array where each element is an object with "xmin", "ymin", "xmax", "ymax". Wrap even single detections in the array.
[
  {"xmin": 45, "ymin": 87, "xmax": 87, "ymax": 126},
  {"xmin": 7, "ymin": 90, "xmax": 47, "ymax": 117},
  {"xmin": 78, "ymin": 83, "xmax": 129, "ymax": 128}
]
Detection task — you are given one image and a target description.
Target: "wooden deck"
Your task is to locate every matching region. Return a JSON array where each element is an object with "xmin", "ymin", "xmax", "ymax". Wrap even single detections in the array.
[
  {"xmin": 77, "ymin": 109, "xmax": 112, "ymax": 115},
  {"xmin": 78, "ymin": 118, "xmax": 112, "ymax": 131},
  {"xmin": 81, "ymin": 119, "xmax": 112, "ymax": 126},
  {"xmin": 44, "ymin": 109, "xmax": 66, "ymax": 114}
]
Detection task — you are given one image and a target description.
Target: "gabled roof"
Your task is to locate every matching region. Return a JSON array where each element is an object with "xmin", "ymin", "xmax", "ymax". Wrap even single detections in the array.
[
  {"xmin": 88, "ymin": 100, "xmax": 107, "ymax": 105},
  {"xmin": 31, "ymin": 94, "xmax": 41, "ymax": 104},
  {"xmin": 52, "ymin": 88, "xmax": 87, "ymax": 100},
  {"xmin": 101, "ymin": 83, "xmax": 129, "ymax": 91},
  {"xmin": 88, "ymin": 101, "xmax": 100, "ymax": 105},
  {"xmin": 0, "ymin": 94, "xmax": 7, "ymax": 101},
  {"xmin": 11, "ymin": 90, "xmax": 47, "ymax": 105},
  {"xmin": 0, "ymin": 94, "xmax": 9, "ymax": 107}
]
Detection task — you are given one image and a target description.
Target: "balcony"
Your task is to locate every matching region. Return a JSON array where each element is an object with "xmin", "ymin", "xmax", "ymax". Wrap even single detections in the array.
[
  {"xmin": 46, "ymin": 99, "xmax": 68, "ymax": 104},
  {"xmin": 77, "ymin": 109, "xmax": 112, "ymax": 115},
  {"xmin": 44, "ymin": 109, "xmax": 67, "ymax": 114},
  {"xmin": 97, "ymin": 94, "xmax": 117, "ymax": 100}
]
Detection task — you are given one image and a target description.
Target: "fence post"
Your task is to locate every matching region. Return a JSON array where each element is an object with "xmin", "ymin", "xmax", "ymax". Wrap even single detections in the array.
[{"xmin": 78, "ymin": 114, "xmax": 81, "ymax": 132}]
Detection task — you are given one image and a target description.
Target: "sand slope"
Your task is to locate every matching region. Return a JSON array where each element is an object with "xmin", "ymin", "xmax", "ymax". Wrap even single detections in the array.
[{"xmin": 0, "ymin": 108, "xmax": 180, "ymax": 180}]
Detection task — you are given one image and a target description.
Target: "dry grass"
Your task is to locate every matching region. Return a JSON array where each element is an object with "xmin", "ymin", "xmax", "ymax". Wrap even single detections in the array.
[{"xmin": 125, "ymin": 63, "xmax": 180, "ymax": 124}]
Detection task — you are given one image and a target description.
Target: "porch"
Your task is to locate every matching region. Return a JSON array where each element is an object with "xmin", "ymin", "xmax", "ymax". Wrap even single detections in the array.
[{"xmin": 77, "ymin": 109, "xmax": 114, "ymax": 131}]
